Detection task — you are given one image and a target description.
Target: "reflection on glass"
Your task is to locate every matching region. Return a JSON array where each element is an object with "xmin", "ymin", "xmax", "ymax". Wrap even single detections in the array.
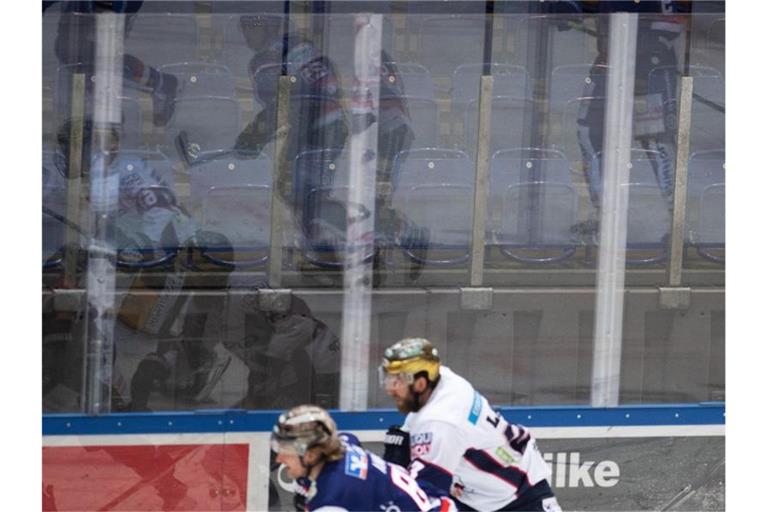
[{"xmin": 42, "ymin": 3, "xmax": 725, "ymax": 414}]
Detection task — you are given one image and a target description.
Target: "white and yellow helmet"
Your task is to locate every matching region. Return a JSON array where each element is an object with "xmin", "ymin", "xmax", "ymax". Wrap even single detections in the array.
[{"xmin": 379, "ymin": 337, "xmax": 441, "ymax": 387}]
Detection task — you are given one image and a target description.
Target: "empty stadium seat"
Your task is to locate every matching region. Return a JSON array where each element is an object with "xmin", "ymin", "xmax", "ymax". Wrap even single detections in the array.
[
  {"xmin": 691, "ymin": 183, "xmax": 725, "ymax": 263},
  {"xmin": 165, "ymin": 96, "xmax": 240, "ymax": 155},
  {"xmin": 184, "ymin": 152, "xmax": 273, "ymax": 268},
  {"xmin": 213, "ymin": 14, "xmax": 295, "ymax": 80},
  {"xmin": 648, "ymin": 65, "xmax": 724, "ymax": 152},
  {"xmin": 452, "ymin": 63, "xmax": 531, "ymax": 111},
  {"xmin": 494, "ymin": 181, "xmax": 579, "ymax": 263},
  {"xmin": 506, "ymin": 14, "xmax": 598, "ymax": 69},
  {"xmin": 559, "ymin": 95, "xmax": 606, "ymax": 167},
  {"xmin": 111, "ymin": 151, "xmax": 179, "ymax": 269},
  {"xmin": 418, "ymin": 15, "xmax": 486, "ymax": 80},
  {"xmin": 464, "ymin": 96, "xmax": 536, "ymax": 155},
  {"xmin": 623, "ymin": 182, "xmax": 671, "ymax": 264},
  {"xmin": 42, "ymin": 151, "xmax": 69, "ymax": 269},
  {"xmin": 124, "ymin": 14, "xmax": 199, "ymax": 69},
  {"xmin": 686, "ymin": 150, "xmax": 725, "ymax": 263},
  {"xmin": 159, "ymin": 62, "xmax": 237, "ymax": 98},
  {"xmin": 387, "ymin": 62, "xmax": 435, "ymax": 100},
  {"xmin": 549, "ymin": 64, "xmax": 608, "ymax": 115},
  {"xmin": 489, "ymin": 148, "xmax": 573, "ymax": 239},
  {"xmin": 403, "ymin": 96, "xmax": 440, "ymax": 149},
  {"xmin": 391, "ymin": 149, "xmax": 475, "ymax": 266}
]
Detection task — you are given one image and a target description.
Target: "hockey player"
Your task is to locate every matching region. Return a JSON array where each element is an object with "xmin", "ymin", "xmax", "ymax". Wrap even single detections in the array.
[
  {"xmin": 271, "ymin": 404, "xmax": 454, "ymax": 512},
  {"xmin": 380, "ymin": 338, "xmax": 561, "ymax": 512},
  {"xmin": 559, "ymin": 1, "xmax": 692, "ymax": 237}
]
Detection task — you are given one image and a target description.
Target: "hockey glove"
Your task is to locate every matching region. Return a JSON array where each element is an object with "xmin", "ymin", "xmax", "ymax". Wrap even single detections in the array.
[{"xmin": 383, "ymin": 425, "xmax": 411, "ymax": 468}]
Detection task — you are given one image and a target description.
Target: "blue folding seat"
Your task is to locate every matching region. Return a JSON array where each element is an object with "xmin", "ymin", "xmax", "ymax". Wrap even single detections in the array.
[
  {"xmin": 452, "ymin": 63, "xmax": 531, "ymax": 116},
  {"xmin": 418, "ymin": 15, "xmax": 485, "ymax": 80},
  {"xmin": 42, "ymin": 151, "xmax": 69, "ymax": 269},
  {"xmin": 588, "ymin": 149, "xmax": 673, "ymax": 264},
  {"xmin": 213, "ymin": 14, "xmax": 295, "ymax": 80},
  {"xmin": 506, "ymin": 14, "xmax": 597, "ymax": 69},
  {"xmin": 464, "ymin": 96, "xmax": 536, "ymax": 155},
  {"xmin": 124, "ymin": 14, "xmax": 200, "ymax": 69},
  {"xmin": 159, "ymin": 62, "xmax": 237, "ymax": 98},
  {"xmin": 292, "ymin": 149, "xmax": 374, "ymax": 269},
  {"xmin": 187, "ymin": 152, "xmax": 274, "ymax": 268},
  {"xmin": 648, "ymin": 65, "xmax": 724, "ymax": 152},
  {"xmin": 389, "ymin": 62, "xmax": 435, "ymax": 100},
  {"xmin": 111, "ymin": 151, "xmax": 179, "ymax": 269},
  {"xmin": 489, "ymin": 148, "xmax": 572, "ymax": 236},
  {"xmin": 165, "ymin": 96, "xmax": 240, "ymax": 155},
  {"xmin": 494, "ymin": 181, "xmax": 579, "ymax": 264},
  {"xmin": 549, "ymin": 64, "xmax": 608, "ymax": 116},
  {"xmin": 391, "ymin": 149, "xmax": 475, "ymax": 266},
  {"xmin": 686, "ymin": 150, "xmax": 725, "ymax": 263},
  {"xmin": 404, "ymin": 96, "xmax": 440, "ymax": 149}
]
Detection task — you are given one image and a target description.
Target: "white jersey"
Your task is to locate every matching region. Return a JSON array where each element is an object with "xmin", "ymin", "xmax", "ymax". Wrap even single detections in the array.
[{"xmin": 403, "ymin": 367, "xmax": 552, "ymax": 511}]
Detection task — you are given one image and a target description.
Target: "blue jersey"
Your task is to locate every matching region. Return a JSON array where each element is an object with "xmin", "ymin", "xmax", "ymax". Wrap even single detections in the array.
[{"xmin": 297, "ymin": 437, "xmax": 449, "ymax": 512}]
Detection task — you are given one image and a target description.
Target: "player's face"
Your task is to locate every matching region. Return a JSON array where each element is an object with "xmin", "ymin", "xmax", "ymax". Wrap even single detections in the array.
[
  {"xmin": 274, "ymin": 450, "xmax": 306, "ymax": 479},
  {"xmin": 384, "ymin": 374, "xmax": 416, "ymax": 413}
]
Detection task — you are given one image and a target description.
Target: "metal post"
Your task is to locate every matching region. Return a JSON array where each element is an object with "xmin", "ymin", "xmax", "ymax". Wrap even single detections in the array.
[
  {"xmin": 268, "ymin": 75, "xmax": 293, "ymax": 289},
  {"xmin": 82, "ymin": 12, "xmax": 124, "ymax": 414},
  {"xmin": 339, "ymin": 14, "xmax": 382, "ymax": 411},
  {"xmin": 667, "ymin": 77, "xmax": 694, "ymax": 287},
  {"xmin": 591, "ymin": 13, "xmax": 638, "ymax": 408},
  {"xmin": 469, "ymin": 75, "xmax": 493, "ymax": 287}
]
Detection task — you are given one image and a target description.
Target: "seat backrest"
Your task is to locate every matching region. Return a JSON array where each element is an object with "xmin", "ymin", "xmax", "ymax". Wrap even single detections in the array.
[
  {"xmin": 686, "ymin": 150, "xmax": 725, "ymax": 240},
  {"xmin": 624, "ymin": 183, "xmax": 671, "ymax": 245},
  {"xmin": 124, "ymin": 14, "xmax": 199, "ymax": 69},
  {"xmin": 389, "ymin": 62, "xmax": 435, "ymax": 100},
  {"xmin": 166, "ymin": 96, "xmax": 240, "ymax": 154},
  {"xmin": 550, "ymin": 64, "xmax": 608, "ymax": 114},
  {"xmin": 418, "ymin": 15, "xmax": 486, "ymax": 78},
  {"xmin": 189, "ymin": 152, "xmax": 273, "ymax": 206},
  {"xmin": 491, "ymin": 148, "xmax": 572, "ymax": 187},
  {"xmin": 560, "ymin": 95, "xmax": 606, "ymax": 165},
  {"xmin": 404, "ymin": 184, "xmax": 475, "ymax": 247},
  {"xmin": 214, "ymin": 14, "xmax": 295, "ymax": 78},
  {"xmin": 393, "ymin": 148, "xmax": 474, "ymax": 193},
  {"xmin": 695, "ymin": 183, "xmax": 725, "ymax": 245},
  {"xmin": 498, "ymin": 181, "xmax": 578, "ymax": 245},
  {"xmin": 464, "ymin": 96, "xmax": 536, "ymax": 155},
  {"xmin": 404, "ymin": 96, "xmax": 440, "ymax": 148},
  {"xmin": 202, "ymin": 185, "xmax": 273, "ymax": 247},
  {"xmin": 452, "ymin": 63, "xmax": 531, "ymax": 115},
  {"xmin": 159, "ymin": 62, "xmax": 236, "ymax": 98},
  {"xmin": 508, "ymin": 15, "xmax": 597, "ymax": 68},
  {"xmin": 591, "ymin": 148, "xmax": 665, "ymax": 187}
]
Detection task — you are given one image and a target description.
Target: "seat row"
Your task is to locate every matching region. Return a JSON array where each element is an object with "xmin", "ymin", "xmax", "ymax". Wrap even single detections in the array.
[{"xmin": 42, "ymin": 147, "xmax": 725, "ymax": 270}]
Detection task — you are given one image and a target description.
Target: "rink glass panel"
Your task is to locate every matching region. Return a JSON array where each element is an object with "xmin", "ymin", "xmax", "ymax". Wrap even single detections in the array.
[{"xmin": 42, "ymin": 2, "xmax": 725, "ymax": 414}]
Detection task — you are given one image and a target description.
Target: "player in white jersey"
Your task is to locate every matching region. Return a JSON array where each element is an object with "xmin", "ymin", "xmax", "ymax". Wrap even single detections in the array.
[{"xmin": 380, "ymin": 338, "xmax": 561, "ymax": 512}]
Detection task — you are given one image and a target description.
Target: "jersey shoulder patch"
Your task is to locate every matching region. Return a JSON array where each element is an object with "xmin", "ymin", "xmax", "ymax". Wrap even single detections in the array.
[{"xmin": 343, "ymin": 444, "xmax": 369, "ymax": 480}]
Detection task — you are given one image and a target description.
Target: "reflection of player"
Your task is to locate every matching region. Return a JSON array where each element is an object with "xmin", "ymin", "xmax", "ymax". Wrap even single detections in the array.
[
  {"xmin": 271, "ymin": 405, "xmax": 455, "ymax": 511},
  {"xmin": 380, "ymin": 338, "xmax": 561, "ymax": 512},
  {"xmin": 561, "ymin": 1, "xmax": 690, "ymax": 223},
  {"xmin": 46, "ymin": 0, "xmax": 178, "ymax": 127},
  {"xmin": 224, "ymin": 292, "xmax": 340, "ymax": 410}
]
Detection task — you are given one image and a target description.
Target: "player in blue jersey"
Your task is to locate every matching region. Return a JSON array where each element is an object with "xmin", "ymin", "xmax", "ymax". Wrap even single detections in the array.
[{"xmin": 271, "ymin": 404, "xmax": 455, "ymax": 512}]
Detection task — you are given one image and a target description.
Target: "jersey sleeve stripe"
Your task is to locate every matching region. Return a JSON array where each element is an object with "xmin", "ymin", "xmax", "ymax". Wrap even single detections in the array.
[{"xmin": 463, "ymin": 448, "xmax": 534, "ymax": 492}]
